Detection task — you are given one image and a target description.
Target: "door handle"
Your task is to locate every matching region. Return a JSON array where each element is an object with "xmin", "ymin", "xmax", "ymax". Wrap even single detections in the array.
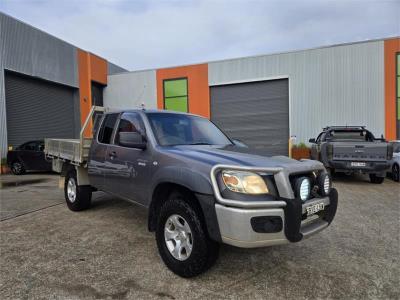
[{"xmin": 109, "ymin": 151, "xmax": 117, "ymax": 159}]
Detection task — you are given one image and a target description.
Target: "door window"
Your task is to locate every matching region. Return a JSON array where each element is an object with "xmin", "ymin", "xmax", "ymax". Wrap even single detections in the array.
[
  {"xmin": 21, "ymin": 141, "xmax": 39, "ymax": 151},
  {"xmin": 98, "ymin": 114, "xmax": 118, "ymax": 144},
  {"xmin": 115, "ymin": 113, "xmax": 144, "ymax": 145}
]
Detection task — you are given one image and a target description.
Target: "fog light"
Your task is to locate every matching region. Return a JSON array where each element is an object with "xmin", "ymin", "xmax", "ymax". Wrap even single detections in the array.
[
  {"xmin": 295, "ymin": 177, "xmax": 311, "ymax": 201},
  {"xmin": 318, "ymin": 172, "xmax": 331, "ymax": 196}
]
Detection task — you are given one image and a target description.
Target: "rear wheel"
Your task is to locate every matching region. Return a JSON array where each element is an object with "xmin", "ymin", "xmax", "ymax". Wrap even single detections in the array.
[
  {"xmin": 11, "ymin": 161, "xmax": 25, "ymax": 175},
  {"xmin": 392, "ymin": 164, "xmax": 399, "ymax": 182},
  {"xmin": 64, "ymin": 170, "xmax": 92, "ymax": 211},
  {"xmin": 156, "ymin": 191, "xmax": 219, "ymax": 278},
  {"xmin": 369, "ymin": 174, "xmax": 384, "ymax": 184}
]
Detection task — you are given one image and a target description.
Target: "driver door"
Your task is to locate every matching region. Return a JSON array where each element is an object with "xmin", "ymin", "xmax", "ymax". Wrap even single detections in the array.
[{"xmin": 104, "ymin": 112, "xmax": 151, "ymax": 205}]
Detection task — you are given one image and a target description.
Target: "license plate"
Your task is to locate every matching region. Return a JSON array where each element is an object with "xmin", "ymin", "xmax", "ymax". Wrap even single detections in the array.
[
  {"xmin": 351, "ymin": 162, "xmax": 366, "ymax": 167},
  {"xmin": 306, "ymin": 203, "xmax": 325, "ymax": 216}
]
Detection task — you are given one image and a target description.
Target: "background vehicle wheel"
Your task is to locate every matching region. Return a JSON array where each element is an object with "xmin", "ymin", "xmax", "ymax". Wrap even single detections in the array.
[
  {"xmin": 369, "ymin": 174, "xmax": 384, "ymax": 184},
  {"xmin": 64, "ymin": 170, "xmax": 92, "ymax": 211},
  {"xmin": 11, "ymin": 161, "xmax": 25, "ymax": 175},
  {"xmin": 156, "ymin": 191, "xmax": 219, "ymax": 278},
  {"xmin": 392, "ymin": 164, "xmax": 400, "ymax": 182}
]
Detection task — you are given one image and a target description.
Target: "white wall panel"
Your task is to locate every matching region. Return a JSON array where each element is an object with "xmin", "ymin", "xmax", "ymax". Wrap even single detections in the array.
[
  {"xmin": 104, "ymin": 70, "xmax": 157, "ymax": 110},
  {"xmin": 209, "ymin": 41, "xmax": 385, "ymax": 143}
]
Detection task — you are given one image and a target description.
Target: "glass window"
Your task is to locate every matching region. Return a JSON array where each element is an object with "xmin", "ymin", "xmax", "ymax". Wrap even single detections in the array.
[
  {"xmin": 98, "ymin": 114, "xmax": 118, "ymax": 144},
  {"xmin": 329, "ymin": 130, "xmax": 374, "ymax": 142},
  {"xmin": 21, "ymin": 141, "xmax": 39, "ymax": 151},
  {"xmin": 146, "ymin": 112, "xmax": 232, "ymax": 146},
  {"xmin": 115, "ymin": 112, "xmax": 144, "ymax": 145},
  {"xmin": 163, "ymin": 78, "xmax": 188, "ymax": 113}
]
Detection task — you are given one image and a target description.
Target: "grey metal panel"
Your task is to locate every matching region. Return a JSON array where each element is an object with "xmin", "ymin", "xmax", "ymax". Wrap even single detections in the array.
[
  {"xmin": 104, "ymin": 70, "xmax": 157, "ymax": 110},
  {"xmin": 108, "ymin": 62, "xmax": 127, "ymax": 75},
  {"xmin": 0, "ymin": 14, "xmax": 6, "ymax": 160},
  {"xmin": 0, "ymin": 12, "xmax": 78, "ymax": 88},
  {"xmin": 211, "ymin": 79, "xmax": 289, "ymax": 156},
  {"xmin": 209, "ymin": 41, "xmax": 385, "ymax": 144},
  {"xmin": 5, "ymin": 72, "xmax": 77, "ymax": 148}
]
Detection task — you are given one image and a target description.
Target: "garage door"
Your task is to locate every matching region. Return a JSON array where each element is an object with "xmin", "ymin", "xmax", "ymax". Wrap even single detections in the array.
[
  {"xmin": 5, "ymin": 72, "xmax": 77, "ymax": 148},
  {"xmin": 211, "ymin": 79, "xmax": 289, "ymax": 156}
]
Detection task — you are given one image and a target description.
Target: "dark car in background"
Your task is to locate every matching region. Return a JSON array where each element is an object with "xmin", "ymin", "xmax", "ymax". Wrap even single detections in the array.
[
  {"xmin": 309, "ymin": 126, "xmax": 392, "ymax": 184},
  {"xmin": 388, "ymin": 140, "xmax": 400, "ymax": 182},
  {"xmin": 7, "ymin": 140, "xmax": 52, "ymax": 175}
]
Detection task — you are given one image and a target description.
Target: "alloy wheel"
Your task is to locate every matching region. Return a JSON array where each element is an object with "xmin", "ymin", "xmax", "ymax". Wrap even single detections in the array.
[
  {"xmin": 164, "ymin": 214, "xmax": 193, "ymax": 261},
  {"xmin": 67, "ymin": 178, "xmax": 77, "ymax": 203}
]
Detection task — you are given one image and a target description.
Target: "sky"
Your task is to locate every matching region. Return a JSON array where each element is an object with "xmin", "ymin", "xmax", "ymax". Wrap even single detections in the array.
[{"xmin": 1, "ymin": 0, "xmax": 399, "ymax": 71}]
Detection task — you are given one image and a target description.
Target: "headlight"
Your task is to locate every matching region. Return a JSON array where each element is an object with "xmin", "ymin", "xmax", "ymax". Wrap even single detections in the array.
[
  {"xmin": 295, "ymin": 177, "xmax": 311, "ymax": 201},
  {"xmin": 222, "ymin": 170, "xmax": 269, "ymax": 194},
  {"xmin": 317, "ymin": 172, "xmax": 331, "ymax": 196}
]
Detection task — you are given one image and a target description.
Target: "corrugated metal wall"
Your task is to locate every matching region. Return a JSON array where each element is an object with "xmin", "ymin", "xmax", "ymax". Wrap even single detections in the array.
[
  {"xmin": 0, "ymin": 12, "xmax": 80, "ymax": 160},
  {"xmin": 0, "ymin": 14, "xmax": 6, "ymax": 162},
  {"xmin": 1, "ymin": 13, "xmax": 78, "ymax": 87},
  {"xmin": 209, "ymin": 41, "xmax": 385, "ymax": 143},
  {"xmin": 103, "ymin": 70, "xmax": 157, "ymax": 110},
  {"xmin": 108, "ymin": 62, "xmax": 127, "ymax": 75}
]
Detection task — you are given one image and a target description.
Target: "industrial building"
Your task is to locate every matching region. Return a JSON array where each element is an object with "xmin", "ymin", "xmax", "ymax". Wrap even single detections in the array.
[
  {"xmin": 104, "ymin": 37, "xmax": 400, "ymax": 156},
  {"xmin": 1, "ymin": 11, "xmax": 399, "ymax": 170},
  {"xmin": 0, "ymin": 12, "xmax": 126, "ymax": 170}
]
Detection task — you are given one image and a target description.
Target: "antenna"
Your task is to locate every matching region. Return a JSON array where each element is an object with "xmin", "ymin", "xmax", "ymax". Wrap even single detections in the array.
[{"xmin": 137, "ymin": 84, "xmax": 146, "ymax": 109}]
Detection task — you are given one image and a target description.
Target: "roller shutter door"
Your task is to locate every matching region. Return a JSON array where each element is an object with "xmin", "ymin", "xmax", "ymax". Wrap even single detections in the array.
[
  {"xmin": 5, "ymin": 72, "xmax": 76, "ymax": 148},
  {"xmin": 211, "ymin": 79, "xmax": 289, "ymax": 156}
]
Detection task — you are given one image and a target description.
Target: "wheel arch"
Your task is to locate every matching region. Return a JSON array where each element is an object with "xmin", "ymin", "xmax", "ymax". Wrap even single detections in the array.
[{"xmin": 148, "ymin": 182, "xmax": 204, "ymax": 232}]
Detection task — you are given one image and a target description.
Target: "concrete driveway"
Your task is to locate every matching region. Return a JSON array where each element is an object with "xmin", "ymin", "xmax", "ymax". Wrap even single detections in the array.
[{"xmin": 0, "ymin": 173, "xmax": 399, "ymax": 299}]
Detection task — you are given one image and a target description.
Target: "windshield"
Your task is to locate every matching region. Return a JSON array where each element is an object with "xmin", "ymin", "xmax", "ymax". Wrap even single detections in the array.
[{"xmin": 146, "ymin": 113, "xmax": 232, "ymax": 146}]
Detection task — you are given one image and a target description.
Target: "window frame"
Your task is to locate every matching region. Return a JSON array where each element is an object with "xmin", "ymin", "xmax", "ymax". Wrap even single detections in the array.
[
  {"xmin": 112, "ymin": 112, "xmax": 146, "ymax": 147},
  {"xmin": 163, "ymin": 77, "xmax": 189, "ymax": 113},
  {"xmin": 97, "ymin": 113, "xmax": 119, "ymax": 145}
]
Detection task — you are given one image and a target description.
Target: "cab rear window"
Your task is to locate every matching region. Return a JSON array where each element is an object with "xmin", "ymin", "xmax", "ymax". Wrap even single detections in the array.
[{"xmin": 98, "ymin": 114, "xmax": 118, "ymax": 144}]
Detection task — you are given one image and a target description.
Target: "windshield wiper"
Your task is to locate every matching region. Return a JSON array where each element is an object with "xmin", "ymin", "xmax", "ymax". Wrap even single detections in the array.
[{"xmin": 187, "ymin": 142, "xmax": 212, "ymax": 145}]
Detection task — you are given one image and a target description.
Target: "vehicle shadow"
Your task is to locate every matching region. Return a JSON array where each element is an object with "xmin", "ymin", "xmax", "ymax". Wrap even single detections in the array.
[{"xmin": 332, "ymin": 172, "xmax": 372, "ymax": 184}]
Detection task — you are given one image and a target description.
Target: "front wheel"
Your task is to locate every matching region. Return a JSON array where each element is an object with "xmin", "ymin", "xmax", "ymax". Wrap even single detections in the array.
[
  {"xmin": 369, "ymin": 174, "xmax": 384, "ymax": 184},
  {"xmin": 64, "ymin": 170, "xmax": 92, "ymax": 211},
  {"xmin": 156, "ymin": 191, "xmax": 219, "ymax": 278},
  {"xmin": 11, "ymin": 161, "xmax": 25, "ymax": 175},
  {"xmin": 392, "ymin": 164, "xmax": 399, "ymax": 182}
]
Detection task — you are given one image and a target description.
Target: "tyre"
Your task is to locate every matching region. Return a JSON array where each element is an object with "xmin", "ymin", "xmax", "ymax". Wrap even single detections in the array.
[
  {"xmin": 156, "ymin": 190, "xmax": 219, "ymax": 278},
  {"xmin": 392, "ymin": 164, "xmax": 400, "ymax": 182},
  {"xmin": 64, "ymin": 170, "xmax": 92, "ymax": 211},
  {"xmin": 11, "ymin": 161, "xmax": 25, "ymax": 175},
  {"xmin": 369, "ymin": 174, "xmax": 385, "ymax": 184}
]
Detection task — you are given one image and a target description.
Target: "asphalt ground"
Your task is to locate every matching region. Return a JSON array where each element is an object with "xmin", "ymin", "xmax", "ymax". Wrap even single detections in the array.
[{"xmin": 0, "ymin": 173, "xmax": 399, "ymax": 299}]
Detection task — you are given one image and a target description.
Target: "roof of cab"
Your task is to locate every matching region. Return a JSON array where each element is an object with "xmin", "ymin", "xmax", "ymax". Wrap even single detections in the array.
[{"xmin": 104, "ymin": 108, "xmax": 204, "ymax": 118}]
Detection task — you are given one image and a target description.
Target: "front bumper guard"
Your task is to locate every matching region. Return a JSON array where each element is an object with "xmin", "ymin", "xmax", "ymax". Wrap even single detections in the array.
[{"xmin": 210, "ymin": 164, "xmax": 338, "ymax": 248}]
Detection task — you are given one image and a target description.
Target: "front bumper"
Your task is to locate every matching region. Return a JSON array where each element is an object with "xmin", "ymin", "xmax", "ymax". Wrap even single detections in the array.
[{"xmin": 215, "ymin": 189, "xmax": 338, "ymax": 248}]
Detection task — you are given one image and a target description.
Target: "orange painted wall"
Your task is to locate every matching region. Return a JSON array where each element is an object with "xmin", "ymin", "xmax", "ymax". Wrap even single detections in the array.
[
  {"xmin": 384, "ymin": 38, "xmax": 400, "ymax": 140},
  {"xmin": 77, "ymin": 49, "xmax": 108, "ymax": 136},
  {"xmin": 90, "ymin": 54, "xmax": 108, "ymax": 85},
  {"xmin": 156, "ymin": 64, "xmax": 210, "ymax": 118}
]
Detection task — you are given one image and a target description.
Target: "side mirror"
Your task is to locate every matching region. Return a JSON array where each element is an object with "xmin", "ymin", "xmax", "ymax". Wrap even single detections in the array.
[
  {"xmin": 308, "ymin": 138, "xmax": 316, "ymax": 143},
  {"xmin": 232, "ymin": 139, "xmax": 248, "ymax": 148},
  {"xmin": 119, "ymin": 132, "xmax": 146, "ymax": 149}
]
